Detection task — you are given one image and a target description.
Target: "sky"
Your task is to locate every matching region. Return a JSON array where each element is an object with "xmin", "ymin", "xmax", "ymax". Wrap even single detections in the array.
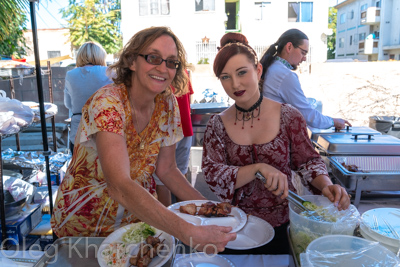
[{"xmin": 26, "ymin": 0, "xmax": 69, "ymax": 29}]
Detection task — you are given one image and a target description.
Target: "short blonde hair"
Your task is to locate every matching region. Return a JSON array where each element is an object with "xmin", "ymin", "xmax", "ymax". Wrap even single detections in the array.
[{"xmin": 76, "ymin": 41, "xmax": 107, "ymax": 67}]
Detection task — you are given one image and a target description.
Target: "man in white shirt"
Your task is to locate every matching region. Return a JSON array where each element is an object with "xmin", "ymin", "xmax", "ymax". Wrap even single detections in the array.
[{"xmin": 260, "ymin": 29, "xmax": 351, "ymax": 129}]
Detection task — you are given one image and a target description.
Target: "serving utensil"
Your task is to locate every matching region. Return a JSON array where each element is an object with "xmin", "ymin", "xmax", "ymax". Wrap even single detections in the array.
[{"xmin": 255, "ymin": 171, "xmax": 311, "ymax": 212}]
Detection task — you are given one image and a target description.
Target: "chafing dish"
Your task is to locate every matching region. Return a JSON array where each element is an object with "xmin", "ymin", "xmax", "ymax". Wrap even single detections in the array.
[
  {"xmin": 330, "ymin": 156, "xmax": 400, "ymax": 207},
  {"xmin": 307, "ymin": 126, "xmax": 381, "ymax": 143},
  {"xmin": 191, "ymin": 102, "xmax": 229, "ymax": 146},
  {"xmin": 314, "ymin": 133, "xmax": 400, "ymax": 157}
]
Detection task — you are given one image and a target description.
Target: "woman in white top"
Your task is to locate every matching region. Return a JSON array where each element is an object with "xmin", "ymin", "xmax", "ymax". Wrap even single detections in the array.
[{"xmin": 64, "ymin": 41, "xmax": 113, "ymax": 154}]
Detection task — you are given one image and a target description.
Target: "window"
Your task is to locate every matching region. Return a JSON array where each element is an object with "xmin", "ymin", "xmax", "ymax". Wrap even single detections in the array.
[
  {"xmin": 348, "ymin": 10, "xmax": 354, "ymax": 20},
  {"xmin": 359, "ymin": 32, "xmax": 366, "ymax": 41},
  {"xmin": 340, "ymin": 13, "xmax": 346, "ymax": 24},
  {"xmin": 350, "ymin": 35, "xmax": 353, "ymax": 45},
  {"xmin": 389, "ymin": 54, "xmax": 395, "ymax": 60},
  {"xmin": 288, "ymin": 2, "xmax": 313, "ymax": 22},
  {"xmin": 139, "ymin": 0, "xmax": 170, "ymax": 16},
  {"xmin": 48, "ymin": 51, "xmax": 61, "ymax": 66},
  {"xmin": 255, "ymin": 2, "xmax": 271, "ymax": 20},
  {"xmin": 376, "ymin": 1, "xmax": 381, "ymax": 8},
  {"xmin": 339, "ymin": 38, "xmax": 345, "ymax": 48},
  {"xmin": 195, "ymin": 0, "xmax": 215, "ymax": 12},
  {"xmin": 361, "ymin": 4, "xmax": 368, "ymax": 11}
]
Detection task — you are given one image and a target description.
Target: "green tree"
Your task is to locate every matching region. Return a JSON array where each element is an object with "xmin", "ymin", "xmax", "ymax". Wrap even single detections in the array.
[
  {"xmin": 61, "ymin": 0, "xmax": 122, "ymax": 55},
  {"xmin": 327, "ymin": 7, "xmax": 337, "ymax": 60},
  {"xmin": 0, "ymin": 0, "xmax": 29, "ymax": 57}
]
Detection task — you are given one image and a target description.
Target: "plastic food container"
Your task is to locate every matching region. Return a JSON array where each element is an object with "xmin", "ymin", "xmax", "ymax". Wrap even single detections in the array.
[
  {"xmin": 305, "ymin": 235, "xmax": 400, "ymax": 266},
  {"xmin": 289, "ymin": 195, "xmax": 360, "ymax": 262}
]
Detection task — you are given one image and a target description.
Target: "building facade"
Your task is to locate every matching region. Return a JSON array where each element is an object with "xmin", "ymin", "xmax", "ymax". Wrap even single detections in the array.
[
  {"xmin": 335, "ymin": 0, "xmax": 400, "ymax": 61},
  {"xmin": 23, "ymin": 28, "xmax": 73, "ymax": 65},
  {"xmin": 121, "ymin": 0, "xmax": 330, "ymax": 65}
]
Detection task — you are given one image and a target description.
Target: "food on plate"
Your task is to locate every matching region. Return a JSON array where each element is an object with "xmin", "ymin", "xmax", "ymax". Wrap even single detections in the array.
[
  {"xmin": 129, "ymin": 234, "xmax": 165, "ymax": 267},
  {"xmin": 179, "ymin": 203, "xmax": 197, "ymax": 215},
  {"xmin": 179, "ymin": 201, "xmax": 233, "ymax": 217},
  {"xmin": 122, "ymin": 222, "xmax": 156, "ymax": 243},
  {"xmin": 101, "ymin": 242, "xmax": 130, "ymax": 267}
]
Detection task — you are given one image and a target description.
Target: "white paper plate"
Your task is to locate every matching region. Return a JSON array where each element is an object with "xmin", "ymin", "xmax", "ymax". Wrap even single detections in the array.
[
  {"xmin": 225, "ymin": 215, "xmax": 275, "ymax": 250},
  {"xmin": 173, "ymin": 253, "xmax": 235, "ymax": 267},
  {"xmin": 168, "ymin": 200, "xmax": 247, "ymax": 233},
  {"xmin": 97, "ymin": 223, "xmax": 175, "ymax": 267},
  {"xmin": 361, "ymin": 208, "xmax": 400, "ymax": 247},
  {"xmin": 359, "ymin": 226, "xmax": 400, "ymax": 254}
]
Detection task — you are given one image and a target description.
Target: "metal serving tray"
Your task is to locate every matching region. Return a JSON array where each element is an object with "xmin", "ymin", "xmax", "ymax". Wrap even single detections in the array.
[
  {"xmin": 33, "ymin": 237, "xmax": 105, "ymax": 267},
  {"xmin": 329, "ymin": 156, "xmax": 400, "ymax": 207},
  {"xmin": 315, "ymin": 134, "xmax": 400, "ymax": 156},
  {"xmin": 307, "ymin": 126, "xmax": 381, "ymax": 142}
]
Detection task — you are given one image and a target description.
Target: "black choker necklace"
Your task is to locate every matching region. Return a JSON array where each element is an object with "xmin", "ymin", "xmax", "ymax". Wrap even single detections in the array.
[{"xmin": 235, "ymin": 94, "xmax": 263, "ymax": 129}]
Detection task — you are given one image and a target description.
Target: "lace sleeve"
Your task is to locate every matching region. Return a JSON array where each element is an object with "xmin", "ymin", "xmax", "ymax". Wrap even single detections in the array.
[
  {"xmin": 201, "ymin": 115, "xmax": 239, "ymax": 202},
  {"xmin": 283, "ymin": 105, "xmax": 329, "ymax": 184}
]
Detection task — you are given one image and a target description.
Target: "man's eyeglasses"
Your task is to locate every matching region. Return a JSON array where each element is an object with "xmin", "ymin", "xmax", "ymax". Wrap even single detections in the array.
[
  {"xmin": 138, "ymin": 54, "xmax": 181, "ymax": 70},
  {"xmin": 294, "ymin": 46, "xmax": 308, "ymax": 57}
]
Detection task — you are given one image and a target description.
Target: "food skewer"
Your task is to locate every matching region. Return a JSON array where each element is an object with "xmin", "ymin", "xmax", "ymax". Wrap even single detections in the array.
[{"xmin": 130, "ymin": 234, "xmax": 166, "ymax": 267}]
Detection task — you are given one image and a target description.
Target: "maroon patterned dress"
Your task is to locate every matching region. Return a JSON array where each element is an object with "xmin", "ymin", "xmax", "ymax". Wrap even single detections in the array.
[{"xmin": 202, "ymin": 104, "xmax": 328, "ymax": 227}]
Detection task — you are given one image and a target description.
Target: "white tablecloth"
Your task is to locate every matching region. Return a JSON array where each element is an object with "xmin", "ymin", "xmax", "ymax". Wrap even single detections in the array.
[
  {"xmin": 0, "ymin": 250, "xmax": 290, "ymax": 267},
  {"xmin": 174, "ymin": 254, "xmax": 290, "ymax": 267}
]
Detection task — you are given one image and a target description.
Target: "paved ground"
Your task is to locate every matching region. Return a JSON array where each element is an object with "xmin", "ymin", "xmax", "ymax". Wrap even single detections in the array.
[{"xmin": 300, "ymin": 61, "xmax": 400, "ymax": 127}]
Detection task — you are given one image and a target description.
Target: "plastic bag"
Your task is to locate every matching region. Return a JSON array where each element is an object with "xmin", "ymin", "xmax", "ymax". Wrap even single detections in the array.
[
  {"xmin": 0, "ymin": 92, "xmax": 34, "ymax": 132},
  {"xmin": 0, "ymin": 111, "xmax": 19, "ymax": 134},
  {"xmin": 22, "ymin": 101, "xmax": 58, "ymax": 121},
  {"xmin": 304, "ymin": 235, "xmax": 400, "ymax": 266},
  {"xmin": 3, "ymin": 176, "xmax": 36, "ymax": 203},
  {"xmin": 290, "ymin": 195, "xmax": 361, "ymax": 263}
]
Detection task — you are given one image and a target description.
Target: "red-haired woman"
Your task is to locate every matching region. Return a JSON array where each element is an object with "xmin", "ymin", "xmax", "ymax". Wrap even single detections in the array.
[{"xmin": 202, "ymin": 32, "xmax": 350, "ymax": 254}]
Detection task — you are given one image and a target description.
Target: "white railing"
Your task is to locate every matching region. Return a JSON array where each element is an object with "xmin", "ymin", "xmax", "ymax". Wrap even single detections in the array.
[
  {"xmin": 195, "ymin": 41, "xmax": 217, "ymax": 64},
  {"xmin": 253, "ymin": 44, "xmax": 268, "ymax": 60}
]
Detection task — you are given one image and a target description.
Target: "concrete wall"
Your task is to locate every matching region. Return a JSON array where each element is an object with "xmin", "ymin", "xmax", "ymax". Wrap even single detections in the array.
[{"xmin": 0, "ymin": 67, "xmax": 72, "ymax": 123}]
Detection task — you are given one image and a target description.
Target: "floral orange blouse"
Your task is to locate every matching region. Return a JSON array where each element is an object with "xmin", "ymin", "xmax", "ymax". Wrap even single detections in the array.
[{"xmin": 51, "ymin": 83, "xmax": 183, "ymax": 237}]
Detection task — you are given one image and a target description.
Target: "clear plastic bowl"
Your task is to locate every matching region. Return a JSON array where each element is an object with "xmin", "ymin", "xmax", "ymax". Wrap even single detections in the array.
[
  {"xmin": 306, "ymin": 235, "xmax": 400, "ymax": 266},
  {"xmin": 289, "ymin": 195, "xmax": 360, "ymax": 261}
]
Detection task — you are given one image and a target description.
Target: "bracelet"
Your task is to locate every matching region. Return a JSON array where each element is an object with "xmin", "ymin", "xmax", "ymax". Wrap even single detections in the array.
[{"xmin": 331, "ymin": 118, "xmax": 335, "ymax": 127}]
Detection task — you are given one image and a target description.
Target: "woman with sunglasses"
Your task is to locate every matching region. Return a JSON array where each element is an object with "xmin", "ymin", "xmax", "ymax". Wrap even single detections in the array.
[
  {"xmin": 260, "ymin": 28, "xmax": 351, "ymax": 130},
  {"xmin": 51, "ymin": 26, "xmax": 236, "ymax": 252}
]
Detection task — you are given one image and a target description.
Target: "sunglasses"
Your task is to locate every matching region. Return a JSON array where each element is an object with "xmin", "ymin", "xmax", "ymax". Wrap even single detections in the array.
[{"xmin": 138, "ymin": 54, "xmax": 181, "ymax": 70}]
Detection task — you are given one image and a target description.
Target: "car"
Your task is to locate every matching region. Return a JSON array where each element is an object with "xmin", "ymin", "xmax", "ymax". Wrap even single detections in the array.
[{"xmin": 59, "ymin": 59, "xmax": 76, "ymax": 67}]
